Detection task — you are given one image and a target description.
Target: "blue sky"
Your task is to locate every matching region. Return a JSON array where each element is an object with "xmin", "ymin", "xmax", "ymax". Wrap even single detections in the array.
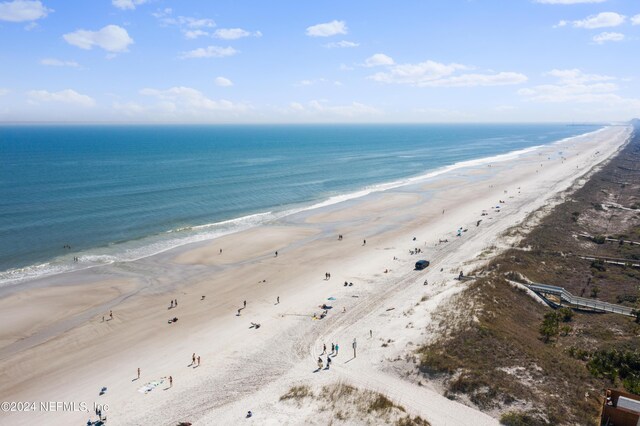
[{"xmin": 0, "ymin": 0, "xmax": 639, "ymax": 123}]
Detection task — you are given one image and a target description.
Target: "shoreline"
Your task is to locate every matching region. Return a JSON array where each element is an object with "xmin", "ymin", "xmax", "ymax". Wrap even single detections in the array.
[
  {"xmin": 0, "ymin": 125, "xmax": 631, "ymax": 426},
  {"xmin": 0, "ymin": 125, "xmax": 607, "ymax": 289}
]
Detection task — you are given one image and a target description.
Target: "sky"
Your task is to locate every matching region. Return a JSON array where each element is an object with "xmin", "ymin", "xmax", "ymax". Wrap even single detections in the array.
[{"xmin": 0, "ymin": 0, "xmax": 639, "ymax": 123}]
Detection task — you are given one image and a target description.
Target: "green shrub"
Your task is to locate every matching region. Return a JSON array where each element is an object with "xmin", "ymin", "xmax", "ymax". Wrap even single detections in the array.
[
  {"xmin": 500, "ymin": 411, "xmax": 549, "ymax": 426},
  {"xmin": 588, "ymin": 349, "xmax": 640, "ymax": 394},
  {"xmin": 558, "ymin": 307, "xmax": 574, "ymax": 322}
]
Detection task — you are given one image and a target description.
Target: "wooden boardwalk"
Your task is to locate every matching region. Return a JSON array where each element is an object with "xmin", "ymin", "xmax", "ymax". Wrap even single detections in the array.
[
  {"xmin": 577, "ymin": 254, "xmax": 640, "ymax": 268},
  {"xmin": 526, "ymin": 282, "xmax": 635, "ymax": 316},
  {"xmin": 577, "ymin": 232, "xmax": 640, "ymax": 247}
]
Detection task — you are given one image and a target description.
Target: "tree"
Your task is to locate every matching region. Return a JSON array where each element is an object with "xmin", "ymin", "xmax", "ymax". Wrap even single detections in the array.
[
  {"xmin": 558, "ymin": 307, "xmax": 574, "ymax": 322},
  {"xmin": 540, "ymin": 311, "xmax": 560, "ymax": 343}
]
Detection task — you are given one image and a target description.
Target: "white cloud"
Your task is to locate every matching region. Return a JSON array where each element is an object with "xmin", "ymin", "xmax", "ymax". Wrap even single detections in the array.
[
  {"xmin": 27, "ymin": 89, "xmax": 95, "ymax": 106},
  {"xmin": 153, "ymin": 9, "xmax": 219, "ymax": 39},
  {"xmin": 180, "ymin": 46, "xmax": 237, "ymax": 59},
  {"xmin": 368, "ymin": 59, "xmax": 527, "ymax": 88},
  {"xmin": 631, "ymin": 14, "xmax": 640, "ymax": 25},
  {"xmin": 363, "ymin": 53, "xmax": 394, "ymax": 67},
  {"xmin": 112, "ymin": 0, "xmax": 147, "ymax": 10},
  {"xmin": 112, "ymin": 101, "xmax": 145, "ymax": 115},
  {"xmin": 536, "ymin": 0, "xmax": 607, "ymax": 3},
  {"xmin": 288, "ymin": 100, "xmax": 380, "ymax": 117},
  {"xmin": 305, "ymin": 20, "xmax": 347, "ymax": 37},
  {"xmin": 518, "ymin": 69, "xmax": 640, "ymax": 113},
  {"xmin": 40, "ymin": 58, "xmax": 79, "ymax": 67},
  {"xmin": 215, "ymin": 77, "xmax": 233, "ymax": 87},
  {"xmin": 156, "ymin": 10, "xmax": 215, "ymax": 29},
  {"xmin": 369, "ymin": 60, "xmax": 466, "ymax": 84},
  {"xmin": 593, "ymin": 31, "xmax": 624, "ymax": 44},
  {"xmin": 151, "ymin": 8, "xmax": 172, "ymax": 18},
  {"xmin": 213, "ymin": 28, "xmax": 262, "ymax": 40},
  {"xmin": 572, "ymin": 12, "xmax": 625, "ymax": 29},
  {"xmin": 0, "ymin": 0, "xmax": 51, "ymax": 22},
  {"xmin": 140, "ymin": 86, "xmax": 248, "ymax": 112},
  {"xmin": 184, "ymin": 30, "xmax": 208, "ymax": 39},
  {"xmin": 325, "ymin": 40, "xmax": 359, "ymax": 48},
  {"xmin": 546, "ymin": 68, "xmax": 614, "ymax": 83},
  {"xmin": 63, "ymin": 25, "xmax": 134, "ymax": 53},
  {"xmin": 424, "ymin": 72, "xmax": 528, "ymax": 87},
  {"xmin": 294, "ymin": 78, "xmax": 341, "ymax": 87}
]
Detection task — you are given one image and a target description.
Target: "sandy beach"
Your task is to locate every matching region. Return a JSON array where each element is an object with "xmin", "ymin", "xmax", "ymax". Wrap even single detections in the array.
[{"xmin": 0, "ymin": 125, "xmax": 631, "ymax": 426}]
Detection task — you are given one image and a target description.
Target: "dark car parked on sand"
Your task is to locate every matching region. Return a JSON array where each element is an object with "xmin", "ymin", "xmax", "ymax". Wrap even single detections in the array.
[{"xmin": 415, "ymin": 260, "xmax": 430, "ymax": 270}]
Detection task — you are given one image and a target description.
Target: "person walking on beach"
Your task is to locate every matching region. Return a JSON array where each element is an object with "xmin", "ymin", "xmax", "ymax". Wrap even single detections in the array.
[
  {"xmin": 326, "ymin": 356, "xmax": 332, "ymax": 369},
  {"xmin": 322, "ymin": 343, "xmax": 326, "ymax": 355},
  {"xmin": 243, "ymin": 300, "xmax": 247, "ymax": 308},
  {"xmin": 109, "ymin": 310, "xmax": 113, "ymax": 320},
  {"xmin": 275, "ymin": 251, "xmax": 278, "ymax": 257},
  {"xmin": 276, "ymin": 296, "xmax": 279, "ymax": 304},
  {"xmin": 169, "ymin": 376, "xmax": 173, "ymax": 388},
  {"xmin": 192, "ymin": 353, "xmax": 196, "ymax": 366},
  {"xmin": 363, "ymin": 239, "xmax": 366, "ymax": 246},
  {"xmin": 335, "ymin": 344, "xmax": 339, "ymax": 356},
  {"xmin": 197, "ymin": 356, "xmax": 201, "ymax": 366},
  {"xmin": 317, "ymin": 357, "xmax": 323, "ymax": 370},
  {"xmin": 352, "ymin": 338, "xmax": 357, "ymax": 358},
  {"xmin": 137, "ymin": 368, "xmax": 140, "ymax": 379},
  {"xmin": 331, "ymin": 343, "xmax": 335, "ymax": 354},
  {"xmin": 220, "ymin": 248, "xmax": 222, "ymax": 254},
  {"xmin": 370, "ymin": 329, "xmax": 373, "ymax": 338}
]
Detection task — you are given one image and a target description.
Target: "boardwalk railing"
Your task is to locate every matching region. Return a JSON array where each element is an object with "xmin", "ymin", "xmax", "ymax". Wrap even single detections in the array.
[
  {"xmin": 576, "ymin": 233, "xmax": 640, "ymax": 247},
  {"xmin": 577, "ymin": 254, "xmax": 640, "ymax": 269},
  {"xmin": 526, "ymin": 282, "xmax": 635, "ymax": 317}
]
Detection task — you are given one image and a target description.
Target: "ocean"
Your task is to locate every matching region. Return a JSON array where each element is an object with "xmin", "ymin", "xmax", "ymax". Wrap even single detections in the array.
[{"xmin": 0, "ymin": 124, "xmax": 600, "ymax": 286}]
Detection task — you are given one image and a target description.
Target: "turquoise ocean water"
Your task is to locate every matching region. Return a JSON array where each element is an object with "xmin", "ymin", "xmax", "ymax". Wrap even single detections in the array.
[{"xmin": 0, "ymin": 124, "xmax": 600, "ymax": 286}]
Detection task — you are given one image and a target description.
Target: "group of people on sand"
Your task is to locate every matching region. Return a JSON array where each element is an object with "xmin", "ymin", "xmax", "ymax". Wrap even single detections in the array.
[
  {"xmin": 409, "ymin": 247, "xmax": 422, "ymax": 255},
  {"xmin": 316, "ymin": 342, "xmax": 341, "ymax": 370},
  {"xmin": 324, "ymin": 272, "xmax": 331, "ymax": 280}
]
